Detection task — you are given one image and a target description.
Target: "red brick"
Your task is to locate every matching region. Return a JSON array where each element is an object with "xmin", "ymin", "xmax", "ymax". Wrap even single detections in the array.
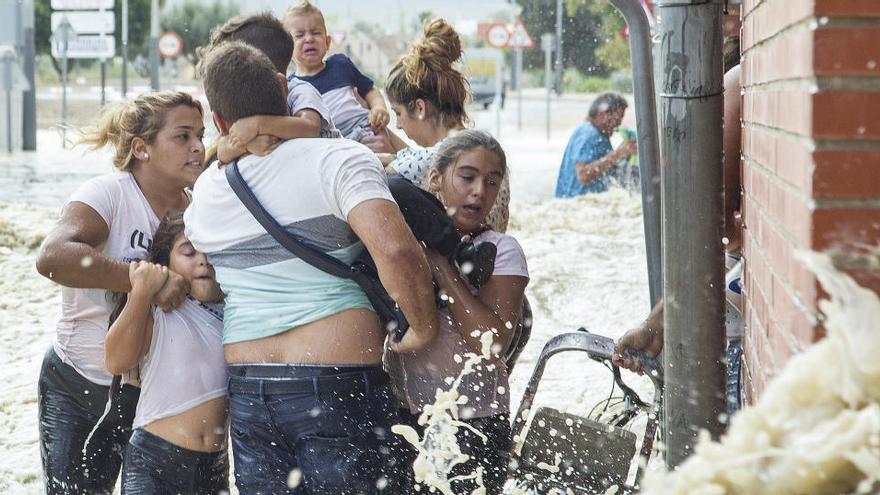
[
  {"xmin": 815, "ymin": 28, "xmax": 880, "ymax": 76},
  {"xmin": 743, "ymin": 28, "xmax": 814, "ymax": 86},
  {"xmin": 744, "ymin": 90, "xmax": 813, "ymax": 137},
  {"xmin": 813, "ymin": 92, "xmax": 880, "ymax": 139},
  {"xmin": 812, "ymin": 208, "xmax": 880, "ymax": 252},
  {"xmin": 742, "ymin": 0, "xmax": 814, "ymax": 48},
  {"xmin": 813, "ymin": 150, "xmax": 880, "ymax": 198},
  {"xmin": 815, "ymin": 0, "xmax": 880, "ymax": 17},
  {"xmin": 842, "ymin": 269, "xmax": 880, "ymax": 295}
]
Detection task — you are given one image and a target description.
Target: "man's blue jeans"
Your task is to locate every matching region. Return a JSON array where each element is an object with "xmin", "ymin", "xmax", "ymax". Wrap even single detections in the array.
[{"xmin": 227, "ymin": 365, "xmax": 402, "ymax": 495}]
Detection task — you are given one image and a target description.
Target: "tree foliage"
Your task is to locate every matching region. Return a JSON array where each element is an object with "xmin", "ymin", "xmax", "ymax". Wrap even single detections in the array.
[
  {"xmin": 519, "ymin": 0, "xmax": 631, "ymax": 77},
  {"xmin": 161, "ymin": 0, "xmax": 240, "ymax": 63}
]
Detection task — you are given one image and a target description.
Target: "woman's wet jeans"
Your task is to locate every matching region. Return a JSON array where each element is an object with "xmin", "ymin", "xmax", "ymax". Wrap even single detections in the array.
[
  {"xmin": 38, "ymin": 347, "xmax": 139, "ymax": 494},
  {"xmin": 227, "ymin": 364, "xmax": 403, "ymax": 494},
  {"xmin": 122, "ymin": 428, "xmax": 228, "ymax": 494}
]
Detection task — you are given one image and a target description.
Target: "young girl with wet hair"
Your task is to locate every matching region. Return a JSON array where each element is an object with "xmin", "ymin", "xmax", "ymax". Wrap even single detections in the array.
[
  {"xmin": 385, "ymin": 130, "xmax": 529, "ymax": 494},
  {"xmin": 36, "ymin": 91, "xmax": 204, "ymax": 494},
  {"xmin": 104, "ymin": 211, "xmax": 228, "ymax": 494},
  {"xmin": 380, "ymin": 18, "xmax": 511, "ymax": 233}
]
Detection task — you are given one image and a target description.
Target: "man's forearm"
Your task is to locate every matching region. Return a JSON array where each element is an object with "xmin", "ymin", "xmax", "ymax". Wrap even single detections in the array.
[
  {"xmin": 575, "ymin": 149, "xmax": 623, "ymax": 185},
  {"xmin": 379, "ymin": 245, "xmax": 437, "ymax": 339}
]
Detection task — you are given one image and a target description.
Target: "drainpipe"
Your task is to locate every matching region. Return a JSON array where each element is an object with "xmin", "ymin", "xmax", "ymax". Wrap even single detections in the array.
[
  {"xmin": 657, "ymin": 0, "xmax": 726, "ymax": 468},
  {"xmin": 609, "ymin": 0, "xmax": 663, "ymax": 308}
]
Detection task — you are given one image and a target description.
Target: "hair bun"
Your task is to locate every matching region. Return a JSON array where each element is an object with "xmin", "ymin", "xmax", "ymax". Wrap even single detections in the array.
[{"xmin": 414, "ymin": 18, "xmax": 462, "ymax": 68}]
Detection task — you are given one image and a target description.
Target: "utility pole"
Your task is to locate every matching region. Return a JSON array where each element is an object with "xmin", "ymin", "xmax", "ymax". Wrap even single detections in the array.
[
  {"xmin": 122, "ymin": 0, "xmax": 128, "ymax": 97},
  {"xmin": 21, "ymin": 0, "xmax": 36, "ymax": 150},
  {"xmin": 555, "ymin": 0, "xmax": 563, "ymax": 96},
  {"xmin": 149, "ymin": 0, "xmax": 159, "ymax": 90}
]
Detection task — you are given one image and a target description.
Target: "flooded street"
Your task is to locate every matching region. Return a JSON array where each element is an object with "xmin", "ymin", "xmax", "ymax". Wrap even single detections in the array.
[{"xmin": 0, "ymin": 95, "xmax": 651, "ymax": 493}]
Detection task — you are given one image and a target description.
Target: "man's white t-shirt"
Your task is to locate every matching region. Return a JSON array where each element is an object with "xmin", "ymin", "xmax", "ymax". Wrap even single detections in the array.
[
  {"xmin": 184, "ymin": 138, "xmax": 394, "ymax": 344},
  {"xmin": 55, "ymin": 172, "xmax": 161, "ymax": 385}
]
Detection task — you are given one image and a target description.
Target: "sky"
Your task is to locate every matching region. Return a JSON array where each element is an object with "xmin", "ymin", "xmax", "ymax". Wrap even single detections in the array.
[{"xmin": 169, "ymin": 0, "xmax": 520, "ymax": 36}]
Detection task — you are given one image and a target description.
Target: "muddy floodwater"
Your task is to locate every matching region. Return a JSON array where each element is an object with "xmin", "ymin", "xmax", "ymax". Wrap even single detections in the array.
[{"xmin": 0, "ymin": 129, "xmax": 653, "ymax": 493}]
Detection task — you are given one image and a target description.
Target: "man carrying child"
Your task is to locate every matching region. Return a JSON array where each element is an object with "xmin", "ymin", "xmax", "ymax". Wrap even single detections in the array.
[{"xmin": 187, "ymin": 41, "xmax": 438, "ymax": 493}]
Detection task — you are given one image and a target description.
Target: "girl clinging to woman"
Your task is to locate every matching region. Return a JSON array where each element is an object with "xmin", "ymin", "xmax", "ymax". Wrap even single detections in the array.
[
  {"xmin": 385, "ymin": 130, "xmax": 529, "ymax": 495},
  {"xmin": 104, "ymin": 211, "xmax": 228, "ymax": 494}
]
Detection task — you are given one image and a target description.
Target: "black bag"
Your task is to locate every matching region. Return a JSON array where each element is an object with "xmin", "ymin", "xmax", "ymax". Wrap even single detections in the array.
[{"xmin": 224, "ymin": 160, "xmax": 409, "ymax": 341}]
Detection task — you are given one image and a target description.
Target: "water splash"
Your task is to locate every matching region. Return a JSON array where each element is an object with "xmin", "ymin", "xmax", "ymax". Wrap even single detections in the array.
[
  {"xmin": 640, "ymin": 253, "xmax": 880, "ymax": 494},
  {"xmin": 391, "ymin": 331, "xmax": 496, "ymax": 495}
]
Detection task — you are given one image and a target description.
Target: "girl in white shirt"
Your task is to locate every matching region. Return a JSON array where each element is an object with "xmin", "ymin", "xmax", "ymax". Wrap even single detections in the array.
[
  {"xmin": 105, "ymin": 211, "xmax": 228, "ymax": 494},
  {"xmin": 386, "ymin": 130, "xmax": 529, "ymax": 494}
]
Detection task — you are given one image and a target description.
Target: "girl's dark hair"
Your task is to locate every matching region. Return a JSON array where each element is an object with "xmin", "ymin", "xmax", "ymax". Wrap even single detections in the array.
[
  {"xmin": 108, "ymin": 210, "xmax": 186, "ymax": 326},
  {"xmin": 432, "ymin": 129, "xmax": 507, "ymax": 177},
  {"xmin": 385, "ymin": 18, "xmax": 469, "ymax": 129},
  {"xmin": 148, "ymin": 210, "xmax": 186, "ymax": 267}
]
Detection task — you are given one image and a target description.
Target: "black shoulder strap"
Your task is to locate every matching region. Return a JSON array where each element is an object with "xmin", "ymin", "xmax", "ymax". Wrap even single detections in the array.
[{"xmin": 224, "ymin": 159, "xmax": 353, "ymax": 280}]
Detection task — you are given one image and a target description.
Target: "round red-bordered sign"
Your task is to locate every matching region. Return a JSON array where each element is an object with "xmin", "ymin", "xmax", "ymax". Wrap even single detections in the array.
[
  {"xmin": 486, "ymin": 23, "xmax": 510, "ymax": 48},
  {"xmin": 158, "ymin": 31, "xmax": 183, "ymax": 58}
]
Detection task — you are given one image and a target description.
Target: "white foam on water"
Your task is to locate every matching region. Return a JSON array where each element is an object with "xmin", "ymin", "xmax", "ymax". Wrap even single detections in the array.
[
  {"xmin": 640, "ymin": 253, "xmax": 880, "ymax": 495},
  {"xmin": 391, "ymin": 331, "xmax": 496, "ymax": 495}
]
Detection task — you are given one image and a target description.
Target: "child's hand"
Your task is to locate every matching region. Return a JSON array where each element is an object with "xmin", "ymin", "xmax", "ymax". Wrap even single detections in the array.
[
  {"xmin": 360, "ymin": 132, "xmax": 393, "ymax": 154},
  {"xmin": 246, "ymin": 135, "xmax": 282, "ymax": 157},
  {"xmin": 129, "ymin": 261, "xmax": 169, "ymax": 298},
  {"xmin": 229, "ymin": 117, "xmax": 261, "ymax": 150},
  {"xmin": 368, "ymin": 107, "xmax": 390, "ymax": 131}
]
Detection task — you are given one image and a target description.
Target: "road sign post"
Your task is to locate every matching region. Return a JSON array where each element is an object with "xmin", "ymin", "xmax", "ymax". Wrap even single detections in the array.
[
  {"xmin": 149, "ymin": 0, "xmax": 159, "ymax": 90},
  {"xmin": 51, "ymin": 16, "xmax": 75, "ymax": 147},
  {"xmin": 122, "ymin": 0, "xmax": 128, "ymax": 97},
  {"xmin": 541, "ymin": 33, "xmax": 555, "ymax": 140},
  {"xmin": 507, "ymin": 20, "xmax": 533, "ymax": 133}
]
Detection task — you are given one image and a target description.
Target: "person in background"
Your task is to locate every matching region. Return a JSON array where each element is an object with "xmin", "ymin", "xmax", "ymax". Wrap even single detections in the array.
[
  {"xmin": 35, "ymin": 91, "xmax": 202, "ymax": 494},
  {"xmin": 554, "ymin": 91, "xmax": 637, "ymax": 198}
]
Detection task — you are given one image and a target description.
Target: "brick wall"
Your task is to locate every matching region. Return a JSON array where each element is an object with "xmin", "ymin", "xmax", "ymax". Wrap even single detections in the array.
[{"xmin": 740, "ymin": 0, "xmax": 880, "ymax": 399}]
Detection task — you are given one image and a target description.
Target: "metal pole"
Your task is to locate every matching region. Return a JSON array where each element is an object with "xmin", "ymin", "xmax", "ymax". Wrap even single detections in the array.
[
  {"xmin": 494, "ymin": 51, "xmax": 502, "ymax": 139},
  {"xmin": 516, "ymin": 47, "xmax": 522, "ymax": 132},
  {"xmin": 122, "ymin": 0, "xmax": 128, "ymax": 97},
  {"xmin": 554, "ymin": 0, "xmax": 563, "ymax": 96},
  {"xmin": 3, "ymin": 53, "xmax": 12, "ymax": 153},
  {"xmin": 100, "ymin": 59, "xmax": 106, "ymax": 105},
  {"xmin": 21, "ymin": 0, "xmax": 35, "ymax": 150},
  {"xmin": 149, "ymin": 0, "xmax": 159, "ymax": 90},
  {"xmin": 62, "ymin": 38, "xmax": 69, "ymax": 148},
  {"xmin": 609, "ymin": 0, "xmax": 663, "ymax": 307},
  {"xmin": 657, "ymin": 0, "xmax": 726, "ymax": 468},
  {"xmin": 543, "ymin": 36, "xmax": 552, "ymax": 140}
]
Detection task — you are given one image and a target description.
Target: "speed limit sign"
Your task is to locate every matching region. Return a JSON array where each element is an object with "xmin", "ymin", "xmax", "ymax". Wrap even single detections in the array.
[
  {"xmin": 158, "ymin": 31, "xmax": 183, "ymax": 58},
  {"xmin": 486, "ymin": 24, "xmax": 510, "ymax": 48}
]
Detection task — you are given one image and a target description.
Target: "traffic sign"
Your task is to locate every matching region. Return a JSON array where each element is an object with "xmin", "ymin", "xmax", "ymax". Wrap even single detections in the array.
[
  {"xmin": 51, "ymin": 11, "xmax": 114, "ymax": 34},
  {"xmin": 52, "ymin": 35, "xmax": 114, "ymax": 59},
  {"xmin": 51, "ymin": 0, "xmax": 113, "ymax": 9},
  {"xmin": 158, "ymin": 31, "xmax": 183, "ymax": 58},
  {"xmin": 486, "ymin": 23, "xmax": 510, "ymax": 49},
  {"xmin": 509, "ymin": 21, "xmax": 535, "ymax": 49}
]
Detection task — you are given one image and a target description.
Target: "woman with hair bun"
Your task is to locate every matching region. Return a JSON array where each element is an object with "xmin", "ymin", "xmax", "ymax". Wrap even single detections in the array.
[
  {"xmin": 35, "ymin": 91, "xmax": 205, "ymax": 494},
  {"xmin": 376, "ymin": 18, "xmax": 511, "ymax": 232}
]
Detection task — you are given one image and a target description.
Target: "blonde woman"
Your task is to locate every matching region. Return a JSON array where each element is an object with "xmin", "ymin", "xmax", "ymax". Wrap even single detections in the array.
[{"xmin": 35, "ymin": 91, "xmax": 205, "ymax": 494}]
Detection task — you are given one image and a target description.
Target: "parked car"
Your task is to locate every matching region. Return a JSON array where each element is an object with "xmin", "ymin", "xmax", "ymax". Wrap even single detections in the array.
[{"xmin": 463, "ymin": 48, "xmax": 506, "ymax": 109}]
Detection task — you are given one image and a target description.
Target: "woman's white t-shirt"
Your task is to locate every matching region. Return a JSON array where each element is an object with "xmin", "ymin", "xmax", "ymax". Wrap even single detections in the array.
[{"xmin": 54, "ymin": 172, "xmax": 160, "ymax": 385}]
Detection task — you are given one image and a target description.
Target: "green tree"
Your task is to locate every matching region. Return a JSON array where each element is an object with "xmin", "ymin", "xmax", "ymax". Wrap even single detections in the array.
[
  {"xmin": 161, "ymin": 0, "xmax": 240, "ymax": 64},
  {"xmin": 519, "ymin": 0, "xmax": 630, "ymax": 78}
]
